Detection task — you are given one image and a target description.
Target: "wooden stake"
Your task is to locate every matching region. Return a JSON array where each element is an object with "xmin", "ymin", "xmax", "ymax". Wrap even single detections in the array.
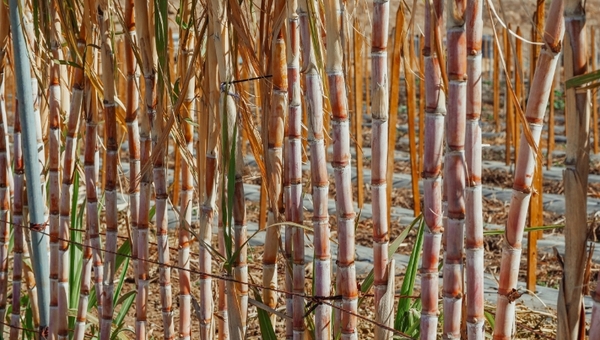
[
  {"xmin": 547, "ymin": 76, "xmax": 556, "ymax": 168},
  {"xmin": 527, "ymin": 4, "xmax": 547, "ymax": 292},
  {"xmin": 530, "ymin": 1, "xmax": 545, "ymax": 95},
  {"xmin": 493, "ymin": 33, "xmax": 500, "ymax": 133},
  {"xmin": 515, "ymin": 27, "xmax": 523, "ymax": 163},
  {"xmin": 504, "ymin": 27, "xmax": 513, "ymax": 166}
]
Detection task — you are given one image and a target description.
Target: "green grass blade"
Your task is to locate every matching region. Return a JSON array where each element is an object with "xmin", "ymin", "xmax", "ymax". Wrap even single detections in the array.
[
  {"xmin": 110, "ymin": 322, "xmax": 135, "ymax": 340},
  {"xmin": 483, "ymin": 224, "xmax": 564, "ymax": 236},
  {"xmin": 225, "ymin": 123, "xmax": 238, "ymax": 262},
  {"xmin": 113, "ymin": 241, "xmax": 131, "ymax": 309},
  {"xmin": 484, "ymin": 309, "xmax": 495, "ymax": 330},
  {"xmin": 251, "ymin": 288, "xmax": 277, "ymax": 340},
  {"xmin": 113, "ymin": 290, "xmax": 136, "ymax": 326},
  {"xmin": 114, "ymin": 239, "xmax": 131, "ymax": 273},
  {"xmin": 149, "ymin": 204, "xmax": 156, "ymax": 222},
  {"xmin": 69, "ymin": 170, "xmax": 84, "ymax": 330},
  {"xmin": 394, "ymin": 215, "xmax": 425, "ymax": 331},
  {"xmin": 7, "ymin": 225, "xmax": 13, "ymax": 256},
  {"xmin": 88, "ymin": 286, "xmax": 97, "ymax": 312},
  {"xmin": 404, "ymin": 307, "xmax": 421, "ymax": 337},
  {"xmin": 566, "ymin": 69, "xmax": 600, "ymax": 89}
]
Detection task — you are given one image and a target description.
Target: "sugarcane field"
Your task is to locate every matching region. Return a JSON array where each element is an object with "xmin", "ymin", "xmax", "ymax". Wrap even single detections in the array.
[{"xmin": 2, "ymin": 0, "xmax": 600, "ymax": 338}]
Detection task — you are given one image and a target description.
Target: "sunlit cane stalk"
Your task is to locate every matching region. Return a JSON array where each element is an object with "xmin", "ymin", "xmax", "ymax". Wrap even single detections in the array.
[
  {"xmin": 285, "ymin": 0, "xmax": 301, "ymax": 337},
  {"xmin": 96, "ymin": 0, "xmax": 121, "ymax": 336},
  {"xmin": 492, "ymin": 0, "xmax": 564, "ymax": 337},
  {"xmin": 134, "ymin": 0, "xmax": 157, "ymax": 336},
  {"xmin": 370, "ymin": 0, "xmax": 392, "ymax": 336},
  {"xmin": 177, "ymin": 0, "xmax": 194, "ymax": 337},
  {"xmin": 154, "ymin": 1, "xmax": 174, "ymax": 337},
  {"xmin": 465, "ymin": 0, "xmax": 484, "ymax": 336},
  {"xmin": 420, "ymin": 0, "xmax": 446, "ymax": 337},
  {"xmin": 262, "ymin": 1, "xmax": 287, "ymax": 327},
  {"xmin": 443, "ymin": 0, "xmax": 467, "ymax": 336},
  {"xmin": 197, "ymin": 21, "xmax": 218, "ymax": 339},
  {"xmin": 298, "ymin": 0, "xmax": 327, "ymax": 336},
  {"xmin": 47, "ymin": 1, "xmax": 71, "ymax": 338},
  {"xmin": 124, "ymin": 0, "xmax": 140, "ymax": 295}
]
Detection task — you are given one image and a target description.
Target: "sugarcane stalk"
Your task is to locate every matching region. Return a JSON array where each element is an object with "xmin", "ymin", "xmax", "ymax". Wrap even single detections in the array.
[
  {"xmin": 557, "ymin": 0, "xmax": 589, "ymax": 337},
  {"xmin": 8, "ymin": 84, "xmax": 22, "ymax": 340},
  {"xmin": 326, "ymin": 0, "xmax": 359, "ymax": 337},
  {"xmin": 96, "ymin": 0, "xmax": 120, "ymax": 336},
  {"xmin": 154, "ymin": 6, "xmax": 174, "ymax": 340},
  {"xmin": 58, "ymin": 12, "xmax": 84, "ymax": 340},
  {"xmin": 465, "ymin": 0, "xmax": 484, "ymax": 336},
  {"xmin": 1, "ymin": 76, "xmax": 12, "ymax": 340},
  {"xmin": 123, "ymin": 0, "xmax": 140, "ymax": 291},
  {"xmin": 370, "ymin": 0, "xmax": 392, "ymax": 337},
  {"xmin": 198, "ymin": 22, "xmax": 218, "ymax": 339},
  {"xmin": 69, "ymin": 24, "xmax": 95, "ymax": 340},
  {"xmin": 76, "ymin": 0, "xmax": 104, "ymax": 336},
  {"xmin": 48, "ymin": 3, "xmax": 61, "ymax": 335},
  {"xmin": 166, "ymin": 34, "xmax": 176, "ymax": 189},
  {"xmin": 72, "ymin": 233, "xmax": 93, "ymax": 340},
  {"xmin": 177, "ymin": 1, "xmax": 194, "ymax": 338},
  {"xmin": 86, "ymin": 71, "xmax": 104, "ymax": 327},
  {"xmin": 492, "ymin": 0, "xmax": 564, "ymax": 337},
  {"xmin": 134, "ymin": 0, "xmax": 157, "ymax": 336},
  {"xmin": 45, "ymin": 2, "xmax": 70, "ymax": 340},
  {"xmin": 262, "ymin": 0, "xmax": 286, "ymax": 328},
  {"xmin": 72, "ymin": 56, "xmax": 92, "ymax": 336},
  {"xmin": 210, "ymin": 0, "xmax": 238, "ymax": 336},
  {"xmin": 443, "ymin": 0, "xmax": 467, "ymax": 337},
  {"xmin": 284, "ymin": 157, "xmax": 293, "ymax": 340},
  {"xmin": 9, "ymin": 0, "xmax": 52, "ymax": 333},
  {"xmin": 285, "ymin": 0, "xmax": 301, "ymax": 337},
  {"xmin": 10, "ymin": 121, "xmax": 22, "ymax": 340},
  {"xmin": 421, "ymin": 0, "xmax": 446, "ymax": 338},
  {"xmin": 298, "ymin": 0, "xmax": 328, "ymax": 337},
  {"xmin": 72, "ymin": 28, "xmax": 94, "ymax": 334}
]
